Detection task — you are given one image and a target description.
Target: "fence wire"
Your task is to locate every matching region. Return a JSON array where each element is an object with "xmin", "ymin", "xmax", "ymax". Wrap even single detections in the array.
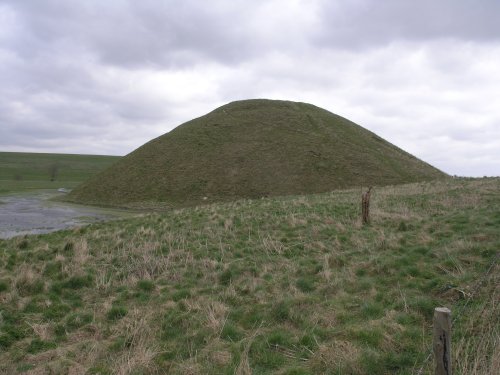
[{"xmin": 413, "ymin": 252, "xmax": 499, "ymax": 375}]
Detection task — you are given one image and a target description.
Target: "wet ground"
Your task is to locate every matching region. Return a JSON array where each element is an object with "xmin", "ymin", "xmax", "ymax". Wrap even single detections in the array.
[{"xmin": 0, "ymin": 191, "xmax": 131, "ymax": 239}]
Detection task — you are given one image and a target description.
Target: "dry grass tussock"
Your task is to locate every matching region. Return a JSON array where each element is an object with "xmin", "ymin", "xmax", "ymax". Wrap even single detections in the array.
[
  {"xmin": 309, "ymin": 340, "xmax": 362, "ymax": 373},
  {"xmin": 205, "ymin": 300, "xmax": 229, "ymax": 335},
  {"xmin": 453, "ymin": 264, "xmax": 499, "ymax": 375},
  {"xmin": 112, "ymin": 309, "xmax": 160, "ymax": 375},
  {"xmin": 73, "ymin": 238, "xmax": 90, "ymax": 265},
  {"xmin": 14, "ymin": 263, "xmax": 44, "ymax": 297},
  {"xmin": 26, "ymin": 321, "xmax": 52, "ymax": 341},
  {"xmin": 172, "ymin": 361, "xmax": 202, "ymax": 375},
  {"xmin": 320, "ymin": 254, "xmax": 332, "ymax": 282},
  {"xmin": 19, "ymin": 336, "xmax": 104, "ymax": 375},
  {"xmin": 106, "ymin": 239, "xmax": 171, "ymax": 284},
  {"xmin": 236, "ymin": 328, "xmax": 261, "ymax": 375},
  {"xmin": 261, "ymin": 234, "xmax": 286, "ymax": 255}
]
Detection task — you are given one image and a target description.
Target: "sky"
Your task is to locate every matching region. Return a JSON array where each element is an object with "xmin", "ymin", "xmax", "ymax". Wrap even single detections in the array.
[{"xmin": 1, "ymin": 0, "xmax": 499, "ymax": 177}]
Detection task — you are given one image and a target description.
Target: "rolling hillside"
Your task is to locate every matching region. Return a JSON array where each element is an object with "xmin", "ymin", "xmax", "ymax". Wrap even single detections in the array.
[
  {"xmin": 0, "ymin": 152, "xmax": 120, "ymax": 194},
  {"xmin": 66, "ymin": 99, "xmax": 446, "ymax": 208}
]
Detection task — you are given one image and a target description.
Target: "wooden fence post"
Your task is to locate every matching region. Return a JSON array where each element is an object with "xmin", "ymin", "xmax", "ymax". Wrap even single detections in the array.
[
  {"xmin": 433, "ymin": 307, "xmax": 452, "ymax": 375},
  {"xmin": 361, "ymin": 187, "xmax": 372, "ymax": 225}
]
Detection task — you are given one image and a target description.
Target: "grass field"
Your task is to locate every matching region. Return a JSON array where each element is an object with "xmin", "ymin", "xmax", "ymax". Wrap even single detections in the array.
[
  {"xmin": 0, "ymin": 152, "xmax": 120, "ymax": 194},
  {"xmin": 0, "ymin": 177, "xmax": 498, "ymax": 374}
]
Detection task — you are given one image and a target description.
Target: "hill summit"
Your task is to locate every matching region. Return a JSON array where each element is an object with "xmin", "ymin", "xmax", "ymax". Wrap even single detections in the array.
[{"xmin": 66, "ymin": 99, "xmax": 446, "ymax": 207}]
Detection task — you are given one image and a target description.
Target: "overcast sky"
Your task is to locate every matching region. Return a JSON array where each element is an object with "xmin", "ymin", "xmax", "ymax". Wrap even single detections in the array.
[{"xmin": 1, "ymin": 0, "xmax": 499, "ymax": 176}]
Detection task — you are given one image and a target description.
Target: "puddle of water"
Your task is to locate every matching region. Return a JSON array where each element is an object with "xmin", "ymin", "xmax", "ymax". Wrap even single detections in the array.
[{"xmin": 0, "ymin": 191, "xmax": 132, "ymax": 239}]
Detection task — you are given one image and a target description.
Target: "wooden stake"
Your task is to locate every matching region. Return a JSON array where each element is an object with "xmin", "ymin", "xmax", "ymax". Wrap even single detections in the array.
[
  {"xmin": 433, "ymin": 307, "xmax": 452, "ymax": 375},
  {"xmin": 361, "ymin": 186, "xmax": 372, "ymax": 225}
]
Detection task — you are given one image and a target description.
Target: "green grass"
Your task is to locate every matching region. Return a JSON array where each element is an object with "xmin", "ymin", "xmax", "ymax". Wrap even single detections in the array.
[
  {"xmin": 65, "ymin": 99, "xmax": 446, "ymax": 208},
  {"xmin": 0, "ymin": 151, "xmax": 120, "ymax": 194},
  {"xmin": 0, "ymin": 178, "xmax": 498, "ymax": 374}
]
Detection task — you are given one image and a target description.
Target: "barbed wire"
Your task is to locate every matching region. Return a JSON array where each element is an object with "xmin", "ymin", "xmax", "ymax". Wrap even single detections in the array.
[{"xmin": 413, "ymin": 252, "xmax": 499, "ymax": 375}]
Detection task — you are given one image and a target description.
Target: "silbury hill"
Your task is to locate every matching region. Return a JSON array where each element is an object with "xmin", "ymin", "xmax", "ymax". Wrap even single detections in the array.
[{"xmin": 66, "ymin": 99, "xmax": 446, "ymax": 208}]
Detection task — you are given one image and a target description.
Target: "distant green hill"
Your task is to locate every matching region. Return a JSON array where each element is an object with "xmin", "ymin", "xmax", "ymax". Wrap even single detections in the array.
[
  {"xmin": 66, "ymin": 99, "xmax": 446, "ymax": 208},
  {"xmin": 0, "ymin": 152, "xmax": 120, "ymax": 194}
]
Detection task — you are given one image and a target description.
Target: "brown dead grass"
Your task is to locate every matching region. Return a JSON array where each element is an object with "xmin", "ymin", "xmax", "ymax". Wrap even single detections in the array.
[
  {"xmin": 453, "ymin": 264, "xmax": 499, "ymax": 375},
  {"xmin": 309, "ymin": 340, "xmax": 362, "ymax": 373},
  {"xmin": 112, "ymin": 309, "xmax": 160, "ymax": 375}
]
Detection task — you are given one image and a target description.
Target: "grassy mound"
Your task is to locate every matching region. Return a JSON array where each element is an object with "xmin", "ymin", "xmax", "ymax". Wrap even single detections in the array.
[
  {"xmin": 66, "ymin": 99, "xmax": 446, "ymax": 208},
  {"xmin": 0, "ymin": 178, "xmax": 498, "ymax": 374},
  {"xmin": 0, "ymin": 152, "xmax": 120, "ymax": 194}
]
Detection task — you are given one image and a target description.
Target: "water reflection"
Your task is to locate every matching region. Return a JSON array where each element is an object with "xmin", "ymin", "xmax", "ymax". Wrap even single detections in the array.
[{"xmin": 0, "ymin": 192, "xmax": 130, "ymax": 239}]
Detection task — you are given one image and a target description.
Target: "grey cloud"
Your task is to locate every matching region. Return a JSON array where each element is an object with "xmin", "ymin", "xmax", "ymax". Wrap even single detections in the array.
[
  {"xmin": 316, "ymin": 0, "xmax": 500, "ymax": 49},
  {"xmin": 4, "ymin": 0, "xmax": 500, "ymax": 70},
  {"xmin": 1, "ymin": 0, "xmax": 499, "ymax": 176},
  {"xmin": 4, "ymin": 0, "xmax": 283, "ymax": 68}
]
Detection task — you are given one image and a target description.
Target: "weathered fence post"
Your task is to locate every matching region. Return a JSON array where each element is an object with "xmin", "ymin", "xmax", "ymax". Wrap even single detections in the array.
[
  {"xmin": 433, "ymin": 307, "xmax": 452, "ymax": 375},
  {"xmin": 361, "ymin": 187, "xmax": 372, "ymax": 225}
]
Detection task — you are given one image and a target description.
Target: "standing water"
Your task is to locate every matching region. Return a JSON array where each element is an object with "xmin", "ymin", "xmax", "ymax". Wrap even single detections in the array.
[{"xmin": 0, "ymin": 191, "xmax": 130, "ymax": 239}]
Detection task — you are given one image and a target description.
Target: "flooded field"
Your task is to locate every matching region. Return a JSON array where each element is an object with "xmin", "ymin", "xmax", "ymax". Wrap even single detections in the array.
[{"xmin": 0, "ymin": 191, "xmax": 131, "ymax": 239}]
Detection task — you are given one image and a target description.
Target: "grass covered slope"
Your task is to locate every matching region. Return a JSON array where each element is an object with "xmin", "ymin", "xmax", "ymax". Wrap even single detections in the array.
[
  {"xmin": 66, "ymin": 99, "xmax": 445, "ymax": 208},
  {"xmin": 0, "ymin": 178, "xmax": 498, "ymax": 374},
  {"xmin": 0, "ymin": 152, "xmax": 120, "ymax": 194}
]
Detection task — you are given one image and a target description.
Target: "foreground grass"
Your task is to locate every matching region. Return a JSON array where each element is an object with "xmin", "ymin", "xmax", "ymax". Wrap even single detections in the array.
[
  {"xmin": 0, "ymin": 178, "xmax": 498, "ymax": 374},
  {"xmin": 0, "ymin": 152, "xmax": 120, "ymax": 194}
]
